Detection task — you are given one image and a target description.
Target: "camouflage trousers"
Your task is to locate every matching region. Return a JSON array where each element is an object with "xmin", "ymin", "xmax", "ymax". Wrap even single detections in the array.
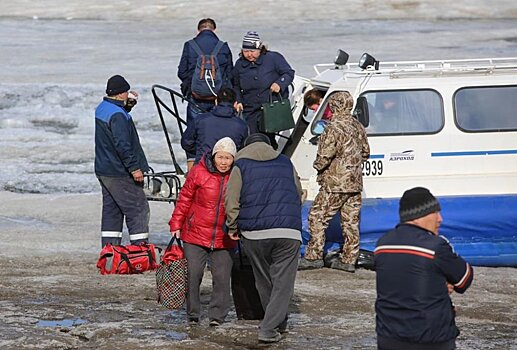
[{"xmin": 305, "ymin": 190, "xmax": 361, "ymax": 264}]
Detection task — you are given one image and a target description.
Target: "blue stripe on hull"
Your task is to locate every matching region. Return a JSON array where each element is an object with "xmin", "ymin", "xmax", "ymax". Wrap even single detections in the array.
[
  {"xmin": 301, "ymin": 194, "xmax": 517, "ymax": 267},
  {"xmin": 431, "ymin": 149, "xmax": 517, "ymax": 157}
]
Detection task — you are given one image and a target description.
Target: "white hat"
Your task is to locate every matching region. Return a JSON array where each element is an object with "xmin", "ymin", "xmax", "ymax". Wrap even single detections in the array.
[{"xmin": 212, "ymin": 137, "xmax": 237, "ymax": 157}]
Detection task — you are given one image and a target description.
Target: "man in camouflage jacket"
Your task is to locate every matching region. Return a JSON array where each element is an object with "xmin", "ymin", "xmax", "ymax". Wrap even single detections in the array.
[{"xmin": 300, "ymin": 91, "xmax": 370, "ymax": 272}]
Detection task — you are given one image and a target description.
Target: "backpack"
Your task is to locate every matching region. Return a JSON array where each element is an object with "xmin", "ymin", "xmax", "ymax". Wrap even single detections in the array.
[
  {"xmin": 96, "ymin": 243, "xmax": 161, "ymax": 275},
  {"xmin": 189, "ymin": 39, "xmax": 225, "ymax": 100}
]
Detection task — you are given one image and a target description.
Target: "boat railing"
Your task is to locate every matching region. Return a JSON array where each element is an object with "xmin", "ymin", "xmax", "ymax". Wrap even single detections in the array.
[
  {"xmin": 313, "ymin": 57, "xmax": 517, "ymax": 78},
  {"xmin": 313, "ymin": 63, "xmax": 355, "ymax": 75},
  {"xmin": 143, "ymin": 168, "xmax": 182, "ymax": 203},
  {"xmin": 151, "ymin": 84, "xmax": 187, "ymax": 175},
  {"xmin": 145, "ymin": 84, "xmax": 191, "ymax": 203}
]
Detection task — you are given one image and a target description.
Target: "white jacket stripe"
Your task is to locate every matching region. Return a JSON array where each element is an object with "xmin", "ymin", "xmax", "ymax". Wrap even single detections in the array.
[
  {"xmin": 454, "ymin": 263, "xmax": 472, "ymax": 287},
  {"xmin": 375, "ymin": 245, "xmax": 435, "ymax": 256}
]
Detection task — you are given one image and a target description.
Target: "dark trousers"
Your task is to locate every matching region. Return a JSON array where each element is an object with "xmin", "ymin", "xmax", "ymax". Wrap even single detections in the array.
[
  {"xmin": 243, "ymin": 109, "xmax": 278, "ymax": 149},
  {"xmin": 183, "ymin": 242, "xmax": 233, "ymax": 322},
  {"xmin": 242, "ymin": 237, "xmax": 300, "ymax": 338},
  {"xmin": 98, "ymin": 176, "xmax": 150, "ymax": 247}
]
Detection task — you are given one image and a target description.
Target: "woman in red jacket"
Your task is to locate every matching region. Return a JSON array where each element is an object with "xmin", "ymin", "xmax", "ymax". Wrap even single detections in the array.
[{"xmin": 169, "ymin": 137, "xmax": 237, "ymax": 326}]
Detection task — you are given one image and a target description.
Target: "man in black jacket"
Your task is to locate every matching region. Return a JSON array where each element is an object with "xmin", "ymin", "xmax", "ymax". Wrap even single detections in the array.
[{"xmin": 374, "ymin": 187, "xmax": 474, "ymax": 350}]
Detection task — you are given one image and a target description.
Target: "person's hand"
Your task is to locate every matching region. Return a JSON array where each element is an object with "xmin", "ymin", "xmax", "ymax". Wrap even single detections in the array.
[
  {"xmin": 228, "ymin": 230, "xmax": 240, "ymax": 241},
  {"xmin": 447, "ymin": 282, "xmax": 454, "ymax": 295},
  {"xmin": 270, "ymin": 83, "xmax": 281, "ymax": 93},
  {"xmin": 128, "ymin": 90, "xmax": 139, "ymax": 100},
  {"xmin": 171, "ymin": 229, "xmax": 181, "ymax": 239},
  {"xmin": 132, "ymin": 169, "xmax": 144, "ymax": 182},
  {"xmin": 235, "ymin": 102, "xmax": 243, "ymax": 113},
  {"xmin": 301, "ymin": 189, "xmax": 308, "ymax": 202}
]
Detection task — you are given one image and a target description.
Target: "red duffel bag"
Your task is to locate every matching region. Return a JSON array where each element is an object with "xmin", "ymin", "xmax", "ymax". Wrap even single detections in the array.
[{"xmin": 97, "ymin": 243, "xmax": 160, "ymax": 275}]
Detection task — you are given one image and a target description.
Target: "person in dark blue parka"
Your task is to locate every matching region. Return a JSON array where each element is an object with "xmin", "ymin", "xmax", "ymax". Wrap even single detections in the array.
[
  {"xmin": 178, "ymin": 18, "xmax": 234, "ymax": 170},
  {"xmin": 232, "ymin": 31, "xmax": 295, "ymax": 148},
  {"xmin": 181, "ymin": 88, "xmax": 249, "ymax": 164}
]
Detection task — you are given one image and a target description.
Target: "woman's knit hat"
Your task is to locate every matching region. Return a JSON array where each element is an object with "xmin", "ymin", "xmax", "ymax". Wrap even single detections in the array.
[
  {"xmin": 242, "ymin": 31, "xmax": 262, "ymax": 50},
  {"xmin": 212, "ymin": 137, "xmax": 237, "ymax": 157},
  {"xmin": 399, "ymin": 187, "xmax": 441, "ymax": 222}
]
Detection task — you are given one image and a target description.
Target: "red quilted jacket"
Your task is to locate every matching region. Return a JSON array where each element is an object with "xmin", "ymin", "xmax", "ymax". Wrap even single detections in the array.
[{"xmin": 168, "ymin": 157, "xmax": 236, "ymax": 250}]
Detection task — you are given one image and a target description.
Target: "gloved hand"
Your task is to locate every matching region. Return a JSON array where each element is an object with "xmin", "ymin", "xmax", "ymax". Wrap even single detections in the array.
[{"xmin": 124, "ymin": 90, "xmax": 138, "ymax": 112}]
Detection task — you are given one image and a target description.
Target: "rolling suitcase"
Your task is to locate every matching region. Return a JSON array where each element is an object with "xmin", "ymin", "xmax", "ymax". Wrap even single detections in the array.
[{"xmin": 231, "ymin": 241, "xmax": 265, "ymax": 320}]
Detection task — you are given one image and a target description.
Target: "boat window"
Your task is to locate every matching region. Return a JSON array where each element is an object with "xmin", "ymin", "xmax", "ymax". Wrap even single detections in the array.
[
  {"xmin": 360, "ymin": 90, "xmax": 443, "ymax": 135},
  {"xmin": 454, "ymin": 86, "xmax": 517, "ymax": 132}
]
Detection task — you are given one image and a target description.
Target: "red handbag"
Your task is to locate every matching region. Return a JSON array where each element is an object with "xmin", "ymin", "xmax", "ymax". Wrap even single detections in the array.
[
  {"xmin": 161, "ymin": 237, "xmax": 185, "ymax": 264},
  {"xmin": 97, "ymin": 243, "xmax": 160, "ymax": 275},
  {"xmin": 156, "ymin": 237, "xmax": 188, "ymax": 309}
]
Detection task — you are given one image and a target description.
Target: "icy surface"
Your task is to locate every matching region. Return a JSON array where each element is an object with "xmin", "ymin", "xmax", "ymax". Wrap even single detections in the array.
[{"xmin": 1, "ymin": 1, "xmax": 517, "ymax": 193}]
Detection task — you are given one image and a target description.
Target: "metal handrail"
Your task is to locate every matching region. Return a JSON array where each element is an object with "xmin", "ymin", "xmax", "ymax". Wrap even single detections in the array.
[
  {"xmin": 151, "ymin": 84, "xmax": 187, "ymax": 175},
  {"xmin": 312, "ymin": 57, "xmax": 517, "ymax": 77}
]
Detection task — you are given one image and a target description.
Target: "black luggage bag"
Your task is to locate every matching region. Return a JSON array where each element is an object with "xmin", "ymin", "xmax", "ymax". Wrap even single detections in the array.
[
  {"xmin": 324, "ymin": 249, "xmax": 375, "ymax": 270},
  {"xmin": 231, "ymin": 242, "xmax": 265, "ymax": 320}
]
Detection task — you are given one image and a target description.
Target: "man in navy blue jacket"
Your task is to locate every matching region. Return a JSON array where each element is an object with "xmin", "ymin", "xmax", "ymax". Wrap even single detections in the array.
[
  {"xmin": 374, "ymin": 187, "xmax": 474, "ymax": 350},
  {"xmin": 95, "ymin": 75, "xmax": 150, "ymax": 247},
  {"xmin": 178, "ymin": 18, "xmax": 233, "ymax": 170},
  {"xmin": 225, "ymin": 133, "xmax": 303, "ymax": 344},
  {"xmin": 181, "ymin": 87, "xmax": 248, "ymax": 164}
]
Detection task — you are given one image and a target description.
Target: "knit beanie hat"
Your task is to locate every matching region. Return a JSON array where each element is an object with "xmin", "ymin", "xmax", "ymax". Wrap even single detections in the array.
[
  {"xmin": 399, "ymin": 187, "xmax": 441, "ymax": 222},
  {"xmin": 244, "ymin": 133, "xmax": 271, "ymax": 147},
  {"xmin": 212, "ymin": 137, "xmax": 237, "ymax": 157},
  {"xmin": 106, "ymin": 75, "xmax": 130, "ymax": 96},
  {"xmin": 242, "ymin": 31, "xmax": 262, "ymax": 50}
]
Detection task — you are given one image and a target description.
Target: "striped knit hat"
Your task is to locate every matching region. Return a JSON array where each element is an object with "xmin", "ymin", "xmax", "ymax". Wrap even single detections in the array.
[
  {"xmin": 242, "ymin": 31, "xmax": 262, "ymax": 50},
  {"xmin": 399, "ymin": 187, "xmax": 441, "ymax": 222}
]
